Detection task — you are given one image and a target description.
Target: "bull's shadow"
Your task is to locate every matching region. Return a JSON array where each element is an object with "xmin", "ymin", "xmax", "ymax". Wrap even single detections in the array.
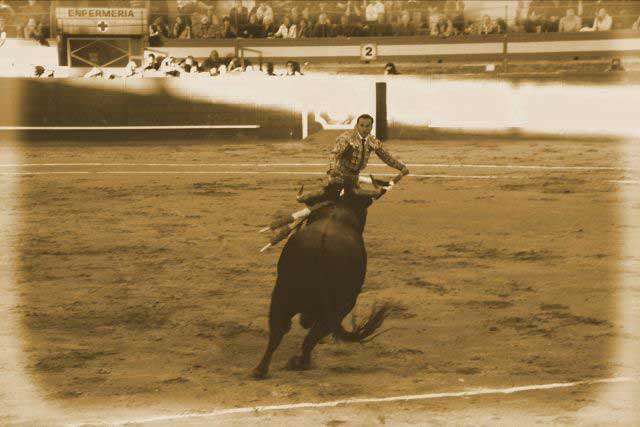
[{"xmin": 253, "ymin": 191, "xmax": 393, "ymax": 379}]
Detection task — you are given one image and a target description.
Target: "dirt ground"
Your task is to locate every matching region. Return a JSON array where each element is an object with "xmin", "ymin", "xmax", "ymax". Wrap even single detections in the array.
[{"xmin": 2, "ymin": 132, "xmax": 639, "ymax": 425}]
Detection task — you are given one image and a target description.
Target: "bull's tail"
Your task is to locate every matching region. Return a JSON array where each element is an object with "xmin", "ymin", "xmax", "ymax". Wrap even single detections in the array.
[{"xmin": 333, "ymin": 303, "xmax": 394, "ymax": 343}]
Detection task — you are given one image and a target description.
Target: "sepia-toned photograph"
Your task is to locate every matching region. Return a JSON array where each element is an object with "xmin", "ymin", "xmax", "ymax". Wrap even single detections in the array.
[{"xmin": 1, "ymin": 0, "xmax": 639, "ymax": 426}]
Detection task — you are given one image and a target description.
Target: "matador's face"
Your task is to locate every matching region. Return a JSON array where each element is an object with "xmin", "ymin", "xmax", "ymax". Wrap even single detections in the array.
[{"xmin": 356, "ymin": 118, "xmax": 373, "ymax": 138}]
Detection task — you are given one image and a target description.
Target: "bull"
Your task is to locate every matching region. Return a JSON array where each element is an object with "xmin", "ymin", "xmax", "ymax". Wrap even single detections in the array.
[{"xmin": 253, "ymin": 176, "xmax": 401, "ymax": 379}]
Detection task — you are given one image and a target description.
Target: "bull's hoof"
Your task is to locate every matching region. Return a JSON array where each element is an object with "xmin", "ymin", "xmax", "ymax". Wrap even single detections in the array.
[
  {"xmin": 286, "ymin": 355, "xmax": 310, "ymax": 371},
  {"xmin": 252, "ymin": 367, "xmax": 269, "ymax": 380}
]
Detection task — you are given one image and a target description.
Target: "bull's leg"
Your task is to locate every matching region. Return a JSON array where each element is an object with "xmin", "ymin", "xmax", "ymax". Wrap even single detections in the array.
[
  {"xmin": 287, "ymin": 321, "xmax": 332, "ymax": 371},
  {"xmin": 252, "ymin": 308, "xmax": 292, "ymax": 380}
]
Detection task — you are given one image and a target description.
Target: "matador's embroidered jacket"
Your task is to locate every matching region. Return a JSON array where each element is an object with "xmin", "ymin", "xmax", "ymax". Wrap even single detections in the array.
[{"xmin": 327, "ymin": 129, "xmax": 407, "ymax": 183}]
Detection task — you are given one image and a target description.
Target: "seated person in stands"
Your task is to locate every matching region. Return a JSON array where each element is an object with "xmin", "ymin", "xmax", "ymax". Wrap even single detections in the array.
[
  {"xmin": 284, "ymin": 60, "xmax": 304, "ymax": 76},
  {"xmin": 297, "ymin": 18, "xmax": 311, "ymax": 38},
  {"xmin": 384, "ymin": 62, "xmax": 399, "ymax": 75},
  {"xmin": 433, "ymin": 14, "xmax": 453, "ymax": 37},
  {"xmin": 240, "ymin": 13, "xmax": 262, "ymax": 38},
  {"xmin": 201, "ymin": 50, "xmax": 222, "ymax": 73},
  {"xmin": 220, "ymin": 16, "xmax": 237, "ymax": 38},
  {"xmin": 274, "ymin": 16, "xmax": 297, "ymax": 38},
  {"xmin": 123, "ymin": 61, "xmax": 142, "ymax": 78},
  {"xmin": 478, "ymin": 15, "xmax": 496, "ymax": 35},
  {"xmin": 143, "ymin": 53, "xmax": 157, "ymax": 71},
  {"xmin": 591, "ymin": 8, "xmax": 613, "ymax": 31},
  {"xmin": 369, "ymin": 13, "xmax": 392, "ymax": 36},
  {"xmin": 559, "ymin": 8, "xmax": 582, "ymax": 32},
  {"xmin": 173, "ymin": 16, "xmax": 191, "ymax": 38},
  {"xmin": 334, "ymin": 14, "xmax": 360, "ymax": 37},
  {"xmin": 193, "ymin": 15, "xmax": 221, "ymax": 39},
  {"xmin": 394, "ymin": 11, "xmax": 416, "ymax": 36},
  {"xmin": 149, "ymin": 17, "xmax": 170, "ymax": 46},
  {"xmin": 260, "ymin": 15, "xmax": 278, "ymax": 38},
  {"xmin": 264, "ymin": 62, "xmax": 276, "ymax": 76},
  {"xmin": 180, "ymin": 56, "xmax": 199, "ymax": 73},
  {"xmin": 524, "ymin": 8, "xmax": 544, "ymax": 32},
  {"xmin": 160, "ymin": 56, "xmax": 181, "ymax": 77},
  {"xmin": 312, "ymin": 13, "xmax": 333, "ymax": 37},
  {"xmin": 229, "ymin": 0, "xmax": 249, "ymax": 31},
  {"xmin": 542, "ymin": 14, "xmax": 559, "ymax": 32}
]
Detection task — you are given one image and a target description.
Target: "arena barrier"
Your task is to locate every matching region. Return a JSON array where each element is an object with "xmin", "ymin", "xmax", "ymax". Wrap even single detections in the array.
[{"xmin": 1, "ymin": 75, "xmax": 638, "ymax": 140}]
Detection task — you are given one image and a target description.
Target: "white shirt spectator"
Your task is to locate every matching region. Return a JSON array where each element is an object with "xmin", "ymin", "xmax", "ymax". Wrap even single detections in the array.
[
  {"xmin": 366, "ymin": 1, "xmax": 385, "ymax": 22},
  {"xmin": 592, "ymin": 9, "xmax": 612, "ymax": 31},
  {"xmin": 256, "ymin": 3, "xmax": 274, "ymax": 23},
  {"xmin": 275, "ymin": 22, "xmax": 297, "ymax": 38},
  {"xmin": 559, "ymin": 12, "xmax": 582, "ymax": 32}
]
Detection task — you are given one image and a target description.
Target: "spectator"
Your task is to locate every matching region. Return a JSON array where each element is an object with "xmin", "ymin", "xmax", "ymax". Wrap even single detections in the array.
[
  {"xmin": 346, "ymin": 1, "xmax": 365, "ymax": 26},
  {"xmin": 260, "ymin": 15, "xmax": 277, "ymax": 38},
  {"xmin": 433, "ymin": 13, "xmax": 453, "ymax": 37},
  {"xmin": 559, "ymin": 8, "xmax": 582, "ymax": 32},
  {"xmin": 264, "ymin": 62, "xmax": 276, "ymax": 76},
  {"xmin": 229, "ymin": 0, "xmax": 249, "ymax": 31},
  {"xmin": 297, "ymin": 18, "xmax": 311, "ymax": 38},
  {"xmin": 0, "ymin": 0, "xmax": 15, "ymax": 27},
  {"xmin": 173, "ymin": 16, "xmax": 191, "ymax": 38},
  {"xmin": 411, "ymin": 11, "xmax": 428, "ymax": 35},
  {"xmin": 149, "ymin": 17, "xmax": 170, "ymax": 46},
  {"xmin": 394, "ymin": 12, "xmax": 416, "ymax": 36},
  {"xmin": 478, "ymin": 15, "xmax": 498, "ymax": 35},
  {"xmin": 524, "ymin": 9, "xmax": 544, "ymax": 33},
  {"xmin": 160, "ymin": 56, "xmax": 181, "ymax": 76},
  {"xmin": 633, "ymin": 15, "xmax": 640, "ymax": 31},
  {"xmin": 428, "ymin": 6, "xmax": 444, "ymax": 35},
  {"xmin": 312, "ymin": 13, "xmax": 332, "ymax": 37},
  {"xmin": 19, "ymin": 0, "xmax": 48, "ymax": 36},
  {"xmin": 542, "ymin": 15, "xmax": 559, "ymax": 32},
  {"xmin": 143, "ymin": 53, "xmax": 157, "ymax": 71},
  {"xmin": 366, "ymin": 0, "xmax": 385, "ymax": 23},
  {"xmin": 591, "ymin": 8, "xmax": 612, "ymax": 31},
  {"xmin": 284, "ymin": 60, "xmax": 303, "ymax": 76},
  {"xmin": 23, "ymin": 17, "xmax": 41, "ymax": 40},
  {"xmin": 444, "ymin": 0, "xmax": 465, "ymax": 32},
  {"xmin": 221, "ymin": 16, "xmax": 237, "ymax": 38},
  {"xmin": 384, "ymin": 62, "xmax": 399, "ymax": 75},
  {"xmin": 253, "ymin": 2, "xmax": 274, "ymax": 24},
  {"xmin": 179, "ymin": 56, "xmax": 198, "ymax": 73},
  {"xmin": 240, "ymin": 13, "xmax": 262, "ymax": 38},
  {"xmin": 274, "ymin": 15, "xmax": 297, "ymax": 38},
  {"xmin": 334, "ymin": 14, "xmax": 359, "ymax": 37},
  {"xmin": 369, "ymin": 13, "xmax": 392, "ymax": 36},
  {"xmin": 123, "ymin": 61, "xmax": 141, "ymax": 78},
  {"xmin": 201, "ymin": 49, "xmax": 222, "ymax": 73},
  {"xmin": 193, "ymin": 15, "xmax": 220, "ymax": 38}
]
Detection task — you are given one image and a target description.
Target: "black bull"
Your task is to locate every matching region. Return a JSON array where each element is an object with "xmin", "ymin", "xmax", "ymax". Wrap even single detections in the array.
[{"xmin": 253, "ymin": 193, "xmax": 392, "ymax": 379}]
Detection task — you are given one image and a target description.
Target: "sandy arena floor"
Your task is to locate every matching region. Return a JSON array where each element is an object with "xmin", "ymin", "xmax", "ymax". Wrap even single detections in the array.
[{"xmin": 1, "ymin": 132, "xmax": 639, "ymax": 426}]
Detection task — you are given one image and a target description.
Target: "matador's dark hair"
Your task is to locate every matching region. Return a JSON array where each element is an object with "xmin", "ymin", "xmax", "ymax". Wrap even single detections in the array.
[{"xmin": 356, "ymin": 114, "xmax": 374, "ymax": 124}]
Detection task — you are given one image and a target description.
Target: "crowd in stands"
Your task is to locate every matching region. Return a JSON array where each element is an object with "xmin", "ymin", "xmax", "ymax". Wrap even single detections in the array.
[
  {"xmin": 147, "ymin": 0, "xmax": 640, "ymax": 45},
  {"xmin": 81, "ymin": 49, "xmax": 308, "ymax": 79},
  {"xmin": 0, "ymin": 0, "xmax": 51, "ymax": 43}
]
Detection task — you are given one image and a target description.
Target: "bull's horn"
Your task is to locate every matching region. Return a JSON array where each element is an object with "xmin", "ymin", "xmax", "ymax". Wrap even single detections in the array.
[{"xmin": 298, "ymin": 185, "xmax": 304, "ymax": 196}]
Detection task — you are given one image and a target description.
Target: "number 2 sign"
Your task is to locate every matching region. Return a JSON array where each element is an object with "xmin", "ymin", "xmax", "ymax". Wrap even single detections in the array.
[{"xmin": 360, "ymin": 43, "xmax": 378, "ymax": 61}]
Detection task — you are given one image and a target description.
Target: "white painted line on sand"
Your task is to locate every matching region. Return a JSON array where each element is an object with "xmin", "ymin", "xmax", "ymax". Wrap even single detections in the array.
[
  {"xmin": 0, "ymin": 162, "xmax": 631, "ymax": 171},
  {"xmin": 0, "ymin": 125, "xmax": 260, "ymax": 130},
  {"xmin": 70, "ymin": 376, "xmax": 638, "ymax": 427},
  {"xmin": 609, "ymin": 179, "xmax": 640, "ymax": 184},
  {"xmin": 0, "ymin": 171, "xmax": 523, "ymax": 180}
]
